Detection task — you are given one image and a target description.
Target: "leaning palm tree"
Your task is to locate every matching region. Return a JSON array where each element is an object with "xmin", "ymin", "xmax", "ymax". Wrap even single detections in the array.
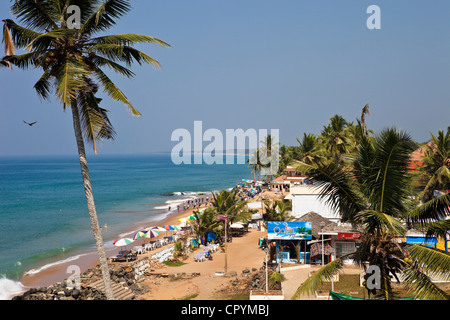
[
  {"xmin": 291, "ymin": 128, "xmax": 450, "ymax": 300},
  {"xmin": 2, "ymin": 0, "xmax": 170, "ymax": 300}
]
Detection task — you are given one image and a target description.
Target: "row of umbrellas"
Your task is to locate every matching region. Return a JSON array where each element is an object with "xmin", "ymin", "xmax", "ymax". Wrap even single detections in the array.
[{"xmin": 112, "ymin": 225, "xmax": 180, "ymax": 248}]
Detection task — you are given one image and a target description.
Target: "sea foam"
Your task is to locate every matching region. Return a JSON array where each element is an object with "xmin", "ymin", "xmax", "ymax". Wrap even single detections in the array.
[{"xmin": 0, "ymin": 276, "xmax": 26, "ymax": 300}]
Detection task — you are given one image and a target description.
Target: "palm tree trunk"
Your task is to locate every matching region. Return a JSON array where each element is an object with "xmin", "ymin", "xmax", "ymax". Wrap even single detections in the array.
[{"xmin": 71, "ymin": 98, "xmax": 115, "ymax": 300}]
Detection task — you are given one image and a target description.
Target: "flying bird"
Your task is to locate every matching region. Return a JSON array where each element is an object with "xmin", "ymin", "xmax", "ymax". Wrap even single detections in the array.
[{"xmin": 23, "ymin": 121, "xmax": 37, "ymax": 127}]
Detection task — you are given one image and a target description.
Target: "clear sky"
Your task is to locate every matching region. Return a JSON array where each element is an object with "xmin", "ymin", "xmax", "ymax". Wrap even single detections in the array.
[{"xmin": 1, "ymin": 0, "xmax": 449, "ymax": 156}]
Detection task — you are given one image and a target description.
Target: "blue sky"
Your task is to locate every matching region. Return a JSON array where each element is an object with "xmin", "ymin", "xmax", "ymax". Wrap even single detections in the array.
[{"xmin": 1, "ymin": 0, "xmax": 449, "ymax": 156}]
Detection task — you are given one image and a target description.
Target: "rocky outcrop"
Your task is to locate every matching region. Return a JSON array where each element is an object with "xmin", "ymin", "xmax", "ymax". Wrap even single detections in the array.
[{"xmin": 12, "ymin": 257, "xmax": 166, "ymax": 300}]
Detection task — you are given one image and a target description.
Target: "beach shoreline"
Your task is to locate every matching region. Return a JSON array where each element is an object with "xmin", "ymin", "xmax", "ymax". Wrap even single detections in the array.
[{"xmin": 18, "ymin": 195, "xmax": 211, "ymax": 292}]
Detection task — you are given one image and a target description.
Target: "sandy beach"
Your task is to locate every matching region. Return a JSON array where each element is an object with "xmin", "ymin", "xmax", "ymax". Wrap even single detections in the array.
[
  {"xmin": 19, "ymin": 196, "xmax": 212, "ymax": 290},
  {"xmin": 15, "ymin": 188, "xmax": 372, "ymax": 301},
  {"xmin": 17, "ymin": 189, "xmax": 275, "ymax": 299}
]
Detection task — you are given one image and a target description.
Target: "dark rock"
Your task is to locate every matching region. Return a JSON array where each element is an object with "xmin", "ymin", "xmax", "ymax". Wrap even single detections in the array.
[{"xmin": 72, "ymin": 289, "xmax": 81, "ymax": 300}]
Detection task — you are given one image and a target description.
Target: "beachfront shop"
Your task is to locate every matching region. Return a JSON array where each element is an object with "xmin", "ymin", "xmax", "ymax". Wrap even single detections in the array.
[
  {"xmin": 318, "ymin": 231, "xmax": 362, "ymax": 264},
  {"xmin": 267, "ymin": 221, "xmax": 312, "ymax": 264}
]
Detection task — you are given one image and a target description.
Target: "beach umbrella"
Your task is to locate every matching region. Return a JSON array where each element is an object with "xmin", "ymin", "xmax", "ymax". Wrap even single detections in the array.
[
  {"xmin": 133, "ymin": 230, "xmax": 149, "ymax": 241},
  {"xmin": 143, "ymin": 228, "xmax": 161, "ymax": 238},
  {"xmin": 150, "ymin": 226, "xmax": 166, "ymax": 232},
  {"xmin": 113, "ymin": 238, "xmax": 134, "ymax": 246},
  {"xmin": 162, "ymin": 225, "xmax": 175, "ymax": 231},
  {"xmin": 113, "ymin": 238, "xmax": 135, "ymax": 250}
]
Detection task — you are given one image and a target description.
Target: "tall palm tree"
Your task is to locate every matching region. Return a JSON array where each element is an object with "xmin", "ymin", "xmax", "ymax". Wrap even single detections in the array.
[
  {"xmin": 360, "ymin": 104, "xmax": 370, "ymax": 133},
  {"xmin": 2, "ymin": 0, "xmax": 170, "ymax": 300},
  {"xmin": 319, "ymin": 114, "xmax": 351, "ymax": 166},
  {"xmin": 258, "ymin": 134, "xmax": 280, "ymax": 182},
  {"xmin": 419, "ymin": 128, "xmax": 450, "ymax": 202},
  {"xmin": 291, "ymin": 128, "xmax": 450, "ymax": 300},
  {"xmin": 247, "ymin": 148, "xmax": 262, "ymax": 181}
]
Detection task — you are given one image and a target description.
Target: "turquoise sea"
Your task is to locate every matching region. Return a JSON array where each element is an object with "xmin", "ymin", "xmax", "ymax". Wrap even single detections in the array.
[{"xmin": 0, "ymin": 154, "xmax": 251, "ymax": 299}]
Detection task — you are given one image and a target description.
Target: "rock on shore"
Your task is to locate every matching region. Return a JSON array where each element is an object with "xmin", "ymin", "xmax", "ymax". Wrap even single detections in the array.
[{"xmin": 12, "ymin": 258, "xmax": 166, "ymax": 300}]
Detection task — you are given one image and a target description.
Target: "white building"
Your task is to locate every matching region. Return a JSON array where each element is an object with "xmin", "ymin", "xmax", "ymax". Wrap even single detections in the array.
[{"xmin": 286, "ymin": 184, "xmax": 341, "ymax": 223}]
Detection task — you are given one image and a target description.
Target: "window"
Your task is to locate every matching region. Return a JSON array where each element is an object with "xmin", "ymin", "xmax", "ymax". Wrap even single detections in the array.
[{"xmin": 336, "ymin": 242, "xmax": 356, "ymax": 257}]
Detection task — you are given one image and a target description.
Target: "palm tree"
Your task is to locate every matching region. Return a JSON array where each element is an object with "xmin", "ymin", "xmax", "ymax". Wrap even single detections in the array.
[
  {"xmin": 277, "ymin": 144, "xmax": 301, "ymax": 175},
  {"xmin": 189, "ymin": 207, "xmax": 221, "ymax": 243},
  {"xmin": 2, "ymin": 0, "xmax": 170, "ymax": 300},
  {"xmin": 291, "ymin": 128, "xmax": 450, "ymax": 300},
  {"xmin": 360, "ymin": 104, "xmax": 370, "ymax": 133},
  {"xmin": 263, "ymin": 199, "xmax": 293, "ymax": 229},
  {"xmin": 258, "ymin": 134, "xmax": 280, "ymax": 182},
  {"xmin": 296, "ymin": 133, "xmax": 320, "ymax": 164},
  {"xmin": 419, "ymin": 128, "xmax": 450, "ymax": 202},
  {"xmin": 210, "ymin": 189, "xmax": 249, "ymax": 224},
  {"xmin": 319, "ymin": 114, "xmax": 351, "ymax": 165},
  {"xmin": 247, "ymin": 148, "xmax": 263, "ymax": 181}
]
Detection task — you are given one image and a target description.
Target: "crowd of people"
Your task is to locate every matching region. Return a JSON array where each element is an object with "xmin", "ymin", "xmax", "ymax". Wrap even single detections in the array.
[
  {"xmin": 169, "ymin": 195, "xmax": 212, "ymax": 212},
  {"xmin": 235, "ymin": 181, "xmax": 264, "ymax": 201}
]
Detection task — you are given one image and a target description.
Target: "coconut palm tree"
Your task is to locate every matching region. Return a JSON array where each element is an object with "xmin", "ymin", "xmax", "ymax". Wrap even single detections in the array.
[
  {"xmin": 2, "ymin": 0, "xmax": 170, "ymax": 300},
  {"xmin": 360, "ymin": 104, "xmax": 370, "ymax": 133},
  {"xmin": 419, "ymin": 128, "xmax": 450, "ymax": 202},
  {"xmin": 258, "ymin": 134, "xmax": 281, "ymax": 182},
  {"xmin": 263, "ymin": 199, "xmax": 293, "ymax": 229},
  {"xmin": 210, "ymin": 189, "xmax": 249, "ymax": 225},
  {"xmin": 189, "ymin": 207, "xmax": 221, "ymax": 243},
  {"xmin": 291, "ymin": 128, "xmax": 450, "ymax": 300},
  {"xmin": 296, "ymin": 133, "xmax": 320, "ymax": 164},
  {"xmin": 247, "ymin": 148, "xmax": 263, "ymax": 181},
  {"xmin": 319, "ymin": 115, "xmax": 350, "ymax": 162}
]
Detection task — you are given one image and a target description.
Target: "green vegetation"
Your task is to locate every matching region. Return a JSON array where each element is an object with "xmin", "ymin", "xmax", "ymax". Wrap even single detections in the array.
[
  {"xmin": 282, "ymin": 107, "xmax": 450, "ymax": 300},
  {"xmin": 163, "ymin": 260, "xmax": 187, "ymax": 267}
]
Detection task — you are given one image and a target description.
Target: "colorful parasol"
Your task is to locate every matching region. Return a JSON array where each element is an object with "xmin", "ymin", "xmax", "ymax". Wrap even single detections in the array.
[{"xmin": 113, "ymin": 238, "xmax": 134, "ymax": 247}]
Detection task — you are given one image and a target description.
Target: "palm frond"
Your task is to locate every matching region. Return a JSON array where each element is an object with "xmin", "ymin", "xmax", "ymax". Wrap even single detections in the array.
[
  {"xmin": 89, "ymin": 44, "xmax": 162, "ymax": 68},
  {"xmin": 421, "ymin": 219, "xmax": 450, "ymax": 239},
  {"xmin": 90, "ymin": 34, "xmax": 171, "ymax": 48},
  {"xmin": 367, "ymin": 128, "xmax": 417, "ymax": 216},
  {"xmin": 33, "ymin": 68, "xmax": 52, "ymax": 101},
  {"xmin": 10, "ymin": 0, "xmax": 59, "ymax": 31},
  {"xmin": 407, "ymin": 244, "xmax": 450, "ymax": 280},
  {"xmin": 291, "ymin": 257, "xmax": 346, "ymax": 299},
  {"xmin": 80, "ymin": 0, "xmax": 132, "ymax": 35},
  {"xmin": 408, "ymin": 192, "xmax": 450, "ymax": 225},
  {"xmin": 92, "ymin": 66, "xmax": 141, "ymax": 116},
  {"xmin": 2, "ymin": 19, "xmax": 41, "ymax": 49},
  {"xmin": 26, "ymin": 28, "xmax": 77, "ymax": 52},
  {"xmin": 402, "ymin": 264, "xmax": 449, "ymax": 300},
  {"xmin": 77, "ymin": 80, "xmax": 116, "ymax": 154},
  {"xmin": 2, "ymin": 21, "xmax": 15, "ymax": 57},
  {"xmin": 290, "ymin": 159, "xmax": 365, "ymax": 223},
  {"xmin": 88, "ymin": 54, "xmax": 135, "ymax": 78},
  {"xmin": 55, "ymin": 57, "xmax": 90, "ymax": 109},
  {"xmin": 355, "ymin": 210, "xmax": 406, "ymax": 236},
  {"xmin": 2, "ymin": 52, "xmax": 40, "ymax": 69}
]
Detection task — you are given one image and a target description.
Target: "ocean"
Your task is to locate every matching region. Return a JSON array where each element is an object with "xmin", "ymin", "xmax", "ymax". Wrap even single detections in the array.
[{"xmin": 0, "ymin": 153, "xmax": 252, "ymax": 299}]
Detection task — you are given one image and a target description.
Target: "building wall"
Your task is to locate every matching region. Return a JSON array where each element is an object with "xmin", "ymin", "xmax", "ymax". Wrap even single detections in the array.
[{"xmin": 291, "ymin": 194, "xmax": 340, "ymax": 222}]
